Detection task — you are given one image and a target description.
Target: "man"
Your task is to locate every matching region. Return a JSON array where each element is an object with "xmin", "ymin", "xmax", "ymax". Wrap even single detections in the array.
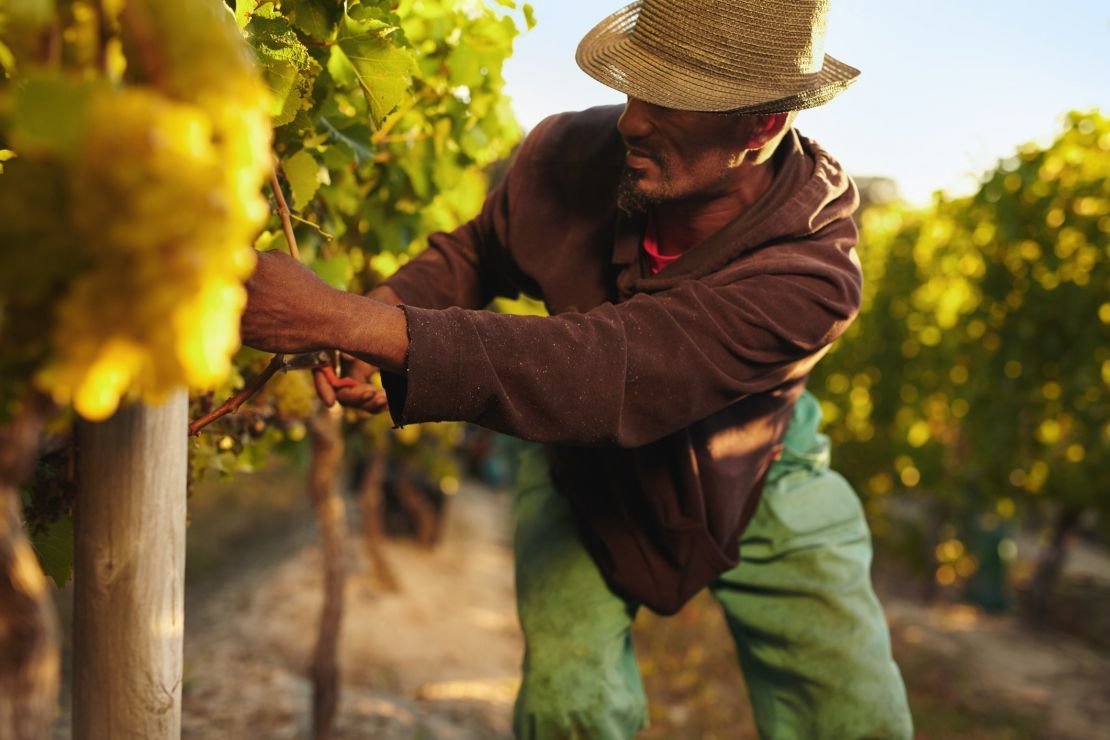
[{"xmin": 241, "ymin": 0, "xmax": 914, "ymax": 736}]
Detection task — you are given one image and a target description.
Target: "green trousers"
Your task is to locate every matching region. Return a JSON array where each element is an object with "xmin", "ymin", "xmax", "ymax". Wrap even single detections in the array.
[{"xmin": 511, "ymin": 392, "xmax": 913, "ymax": 739}]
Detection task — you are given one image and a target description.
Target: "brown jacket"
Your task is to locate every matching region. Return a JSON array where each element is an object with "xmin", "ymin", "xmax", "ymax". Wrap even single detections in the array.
[{"xmin": 382, "ymin": 105, "xmax": 861, "ymax": 614}]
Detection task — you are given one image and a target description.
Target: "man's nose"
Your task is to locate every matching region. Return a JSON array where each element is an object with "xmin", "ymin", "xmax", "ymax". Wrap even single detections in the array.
[{"xmin": 617, "ymin": 97, "xmax": 654, "ymax": 139}]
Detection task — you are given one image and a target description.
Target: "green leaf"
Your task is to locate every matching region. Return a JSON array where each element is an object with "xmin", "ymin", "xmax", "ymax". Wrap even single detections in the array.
[
  {"xmin": 290, "ymin": 0, "xmax": 341, "ymax": 40},
  {"xmin": 245, "ymin": 6, "xmax": 322, "ymax": 127},
  {"xmin": 330, "ymin": 8, "xmax": 416, "ymax": 125},
  {"xmin": 523, "ymin": 3, "xmax": 536, "ymax": 30},
  {"xmin": 310, "ymin": 252, "xmax": 352, "ymax": 290},
  {"xmin": 30, "ymin": 514, "xmax": 73, "ymax": 588},
  {"xmin": 444, "ymin": 16, "xmax": 516, "ymax": 88},
  {"xmin": 282, "ymin": 149, "xmax": 323, "ymax": 210},
  {"xmin": 235, "ymin": 0, "xmax": 260, "ymax": 29},
  {"xmin": 319, "ymin": 115, "xmax": 375, "ymax": 165},
  {"xmin": 438, "ymin": 167, "xmax": 488, "ymax": 222}
]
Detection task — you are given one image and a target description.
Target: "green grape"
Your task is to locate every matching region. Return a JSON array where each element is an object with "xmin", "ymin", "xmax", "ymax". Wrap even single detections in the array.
[
  {"xmin": 123, "ymin": 0, "xmax": 262, "ymax": 113},
  {"xmin": 0, "ymin": 0, "xmax": 274, "ymax": 422},
  {"xmin": 123, "ymin": 0, "xmax": 273, "ymax": 227},
  {"xmin": 32, "ymin": 79, "xmax": 270, "ymax": 420},
  {"xmin": 267, "ymin": 369, "xmax": 317, "ymax": 421}
]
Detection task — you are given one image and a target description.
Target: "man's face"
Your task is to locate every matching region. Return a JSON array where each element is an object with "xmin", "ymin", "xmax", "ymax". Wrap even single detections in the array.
[{"xmin": 616, "ymin": 97, "xmax": 767, "ymax": 213}]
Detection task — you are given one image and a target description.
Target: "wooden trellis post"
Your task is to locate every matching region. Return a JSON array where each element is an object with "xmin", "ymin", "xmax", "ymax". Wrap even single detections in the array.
[{"xmin": 73, "ymin": 392, "xmax": 188, "ymax": 740}]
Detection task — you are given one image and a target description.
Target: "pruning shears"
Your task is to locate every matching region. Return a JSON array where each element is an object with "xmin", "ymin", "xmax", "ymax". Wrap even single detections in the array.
[{"xmin": 281, "ymin": 351, "xmax": 359, "ymax": 388}]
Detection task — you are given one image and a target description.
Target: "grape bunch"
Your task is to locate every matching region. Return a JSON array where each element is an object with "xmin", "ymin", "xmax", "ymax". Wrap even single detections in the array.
[
  {"xmin": 0, "ymin": 0, "xmax": 272, "ymax": 421},
  {"xmin": 266, "ymin": 369, "xmax": 318, "ymax": 422}
]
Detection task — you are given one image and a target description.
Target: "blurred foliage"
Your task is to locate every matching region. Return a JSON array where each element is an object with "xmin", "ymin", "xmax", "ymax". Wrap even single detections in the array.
[
  {"xmin": 190, "ymin": 0, "xmax": 532, "ymax": 487},
  {"xmin": 813, "ymin": 110, "xmax": 1110, "ymax": 589},
  {"xmin": 9, "ymin": 0, "xmax": 532, "ymax": 583}
]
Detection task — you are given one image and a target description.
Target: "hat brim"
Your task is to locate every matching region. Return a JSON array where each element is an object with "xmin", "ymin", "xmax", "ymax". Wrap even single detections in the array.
[{"xmin": 575, "ymin": 1, "xmax": 860, "ymax": 113}]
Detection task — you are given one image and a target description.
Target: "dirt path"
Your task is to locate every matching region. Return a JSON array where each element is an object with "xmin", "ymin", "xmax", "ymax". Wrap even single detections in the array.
[
  {"xmin": 181, "ymin": 482, "xmax": 521, "ymax": 739},
  {"xmin": 883, "ymin": 599, "xmax": 1110, "ymax": 739},
  {"xmin": 171, "ymin": 481, "xmax": 1109, "ymax": 739}
]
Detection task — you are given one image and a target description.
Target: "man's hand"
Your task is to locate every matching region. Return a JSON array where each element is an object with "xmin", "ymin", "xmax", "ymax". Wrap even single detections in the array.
[
  {"xmin": 313, "ymin": 354, "xmax": 389, "ymax": 414},
  {"xmin": 241, "ymin": 250, "xmax": 341, "ymax": 354},
  {"xmin": 242, "ymin": 250, "xmax": 409, "ymax": 412}
]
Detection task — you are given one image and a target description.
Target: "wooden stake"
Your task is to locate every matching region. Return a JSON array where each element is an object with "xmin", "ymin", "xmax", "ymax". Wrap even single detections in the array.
[{"xmin": 74, "ymin": 392, "xmax": 188, "ymax": 740}]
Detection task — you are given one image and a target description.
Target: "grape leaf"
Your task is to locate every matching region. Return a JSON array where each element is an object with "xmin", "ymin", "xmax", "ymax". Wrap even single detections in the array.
[
  {"xmin": 245, "ymin": 6, "xmax": 322, "ymax": 127},
  {"xmin": 235, "ymin": 0, "xmax": 260, "ymax": 29},
  {"xmin": 319, "ymin": 114, "xmax": 375, "ymax": 165},
  {"xmin": 330, "ymin": 8, "xmax": 416, "ymax": 125},
  {"xmin": 445, "ymin": 15, "xmax": 515, "ymax": 89},
  {"xmin": 310, "ymin": 252, "xmax": 352, "ymax": 290},
  {"xmin": 282, "ymin": 149, "xmax": 322, "ymax": 210},
  {"xmin": 290, "ymin": 0, "xmax": 341, "ymax": 40}
]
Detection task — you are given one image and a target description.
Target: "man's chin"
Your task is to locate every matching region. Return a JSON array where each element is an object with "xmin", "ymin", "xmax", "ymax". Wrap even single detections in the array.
[{"xmin": 616, "ymin": 167, "xmax": 663, "ymax": 215}]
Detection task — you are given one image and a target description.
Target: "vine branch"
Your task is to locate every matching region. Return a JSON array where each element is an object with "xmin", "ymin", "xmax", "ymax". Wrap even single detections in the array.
[
  {"xmin": 290, "ymin": 213, "xmax": 334, "ymax": 242},
  {"xmin": 187, "ymin": 355, "xmax": 285, "ymax": 437},
  {"xmin": 188, "ymin": 159, "xmax": 305, "ymax": 436},
  {"xmin": 270, "ymin": 161, "xmax": 301, "ymax": 261}
]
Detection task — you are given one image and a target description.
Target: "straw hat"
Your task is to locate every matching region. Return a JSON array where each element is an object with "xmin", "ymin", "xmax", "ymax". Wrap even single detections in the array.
[{"xmin": 576, "ymin": 0, "xmax": 860, "ymax": 114}]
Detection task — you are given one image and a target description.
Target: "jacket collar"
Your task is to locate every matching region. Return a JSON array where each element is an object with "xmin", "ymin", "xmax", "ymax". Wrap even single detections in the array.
[{"xmin": 611, "ymin": 127, "xmax": 850, "ymax": 298}]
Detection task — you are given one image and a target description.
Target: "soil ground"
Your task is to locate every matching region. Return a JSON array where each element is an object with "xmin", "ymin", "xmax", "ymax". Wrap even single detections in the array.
[{"xmin": 52, "ymin": 467, "xmax": 1110, "ymax": 739}]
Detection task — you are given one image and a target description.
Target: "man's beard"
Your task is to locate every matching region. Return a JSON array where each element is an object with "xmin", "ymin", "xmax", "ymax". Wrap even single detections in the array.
[{"xmin": 617, "ymin": 165, "xmax": 670, "ymax": 215}]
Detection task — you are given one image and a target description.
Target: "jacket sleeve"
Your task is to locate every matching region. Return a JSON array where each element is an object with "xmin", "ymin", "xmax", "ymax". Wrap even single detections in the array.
[{"xmin": 382, "ymin": 234, "xmax": 862, "ymax": 447}]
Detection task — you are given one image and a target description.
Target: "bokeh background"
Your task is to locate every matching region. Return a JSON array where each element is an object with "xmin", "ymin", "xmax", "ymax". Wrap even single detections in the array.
[{"xmin": 25, "ymin": 1, "xmax": 1107, "ymax": 737}]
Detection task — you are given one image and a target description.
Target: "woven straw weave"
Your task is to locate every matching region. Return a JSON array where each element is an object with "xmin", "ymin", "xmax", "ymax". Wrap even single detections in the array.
[{"xmin": 576, "ymin": 0, "xmax": 859, "ymax": 113}]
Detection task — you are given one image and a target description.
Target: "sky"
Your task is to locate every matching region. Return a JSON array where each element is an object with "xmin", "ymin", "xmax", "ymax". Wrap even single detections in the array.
[{"xmin": 502, "ymin": 0, "xmax": 1110, "ymax": 205}]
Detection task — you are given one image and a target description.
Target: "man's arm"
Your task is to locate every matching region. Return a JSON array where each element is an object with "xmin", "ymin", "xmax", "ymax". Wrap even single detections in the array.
[
  {"xmin": 242, "ymin": 226, "xmax": 861, "ymax": 447},
  {"xmin": 304, "ymin": 120, "xmax": 547, "ymax": 409},
  {"xmin": 240, "ymin": 250, "xmax": 410, "ymax": 373},
  {"xmin": 310, "ymin": 283, "xmax": 402, "ymax": 410}
]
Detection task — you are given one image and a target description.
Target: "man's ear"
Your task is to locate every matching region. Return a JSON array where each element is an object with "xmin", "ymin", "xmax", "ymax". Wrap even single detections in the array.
[{"xmin": 743, "ymin": 112, "xmax": 793, "ymax": 149}]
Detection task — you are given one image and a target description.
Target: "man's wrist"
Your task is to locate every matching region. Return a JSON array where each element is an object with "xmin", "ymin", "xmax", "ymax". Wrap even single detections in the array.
[{"xmin": 331, "ymin": 290, "xmax": 410, "ymax": 374}]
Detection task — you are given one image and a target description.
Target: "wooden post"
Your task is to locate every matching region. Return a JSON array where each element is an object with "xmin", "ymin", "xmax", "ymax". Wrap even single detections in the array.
[{"xmin": 74, "ymin": 392, "xmax": 188, "ymax": 740}]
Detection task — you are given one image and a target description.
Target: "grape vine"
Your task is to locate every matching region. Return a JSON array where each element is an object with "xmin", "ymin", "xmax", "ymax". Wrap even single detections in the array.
[
  {"xmin": 1, "ymin": 1, "xmax": 273, "ymax": 423},
  {"xmin": 2, "ymin": 0, "xmax": 532, "ymax": 583}
]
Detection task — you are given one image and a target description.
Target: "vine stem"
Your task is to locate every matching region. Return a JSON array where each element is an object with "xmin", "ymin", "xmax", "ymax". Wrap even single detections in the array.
[
  {"xmin": 187, "ymin": 355, "xmax": 285, "ymax": 437},
  {"xmin": 188, "ymin": 160, "xmax": 304, "ymax": 436},
  {"xmin": 270, "ymin": 162, "xmax": 301, "ymax": 261},
  {"xmin": 290, "ymin": 214, "xmax": 335, "ymax": 242}
]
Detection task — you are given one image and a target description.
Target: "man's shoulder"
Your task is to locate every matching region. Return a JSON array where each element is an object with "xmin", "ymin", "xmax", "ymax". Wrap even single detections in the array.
[{"xmin": 519, "ymin": 105, "xmax": 624, "ymax": 166}]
